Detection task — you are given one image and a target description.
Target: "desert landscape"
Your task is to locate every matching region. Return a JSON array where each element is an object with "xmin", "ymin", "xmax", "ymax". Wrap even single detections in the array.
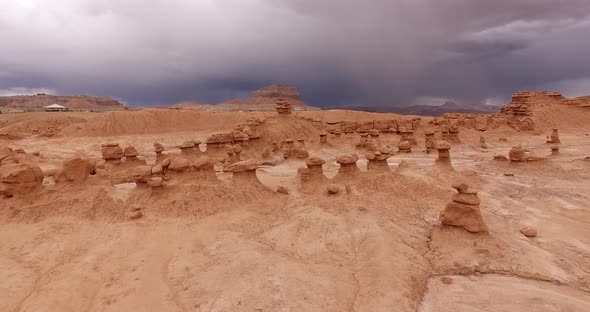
[{"xmin": 0, "ymin": 87, "xmax": 589, "ymax": 312}]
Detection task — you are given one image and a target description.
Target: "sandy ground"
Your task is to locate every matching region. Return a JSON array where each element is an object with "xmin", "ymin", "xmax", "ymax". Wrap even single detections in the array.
[{"xmin": 0, "ymin": 109, "xmax": 589, "ymax": 312}]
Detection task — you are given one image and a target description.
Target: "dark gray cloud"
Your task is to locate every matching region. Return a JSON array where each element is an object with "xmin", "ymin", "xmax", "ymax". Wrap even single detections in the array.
[{"xmin": 1, "ymin": 0, "xmax": 590, "ymax": 107}]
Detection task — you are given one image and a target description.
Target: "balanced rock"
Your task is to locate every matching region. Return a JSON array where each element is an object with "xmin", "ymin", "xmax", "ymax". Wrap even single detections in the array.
[{"xmin": 439, "ymin": 183, "xmax": 488, "ymax": 233}]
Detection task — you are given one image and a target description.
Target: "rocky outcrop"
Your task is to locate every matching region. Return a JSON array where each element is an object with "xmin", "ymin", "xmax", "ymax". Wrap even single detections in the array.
[
  {"xmin": 55, "ymin": 157, "xmax": 95, "ymax": 183},
  {"xmin": 439, "ymin": 183, "xmax": 488, "ymax": 233},
  {"xmin": 547, "ymin": 129, "xmax": 560, "ymax": 144},
  {"xmin": 0, "ymin": 163, "xmax": 44, "ymax": 197}
]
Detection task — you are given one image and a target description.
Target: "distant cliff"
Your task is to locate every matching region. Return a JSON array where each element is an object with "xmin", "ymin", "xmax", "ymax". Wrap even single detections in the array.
[{"xmin": 0, "ymin": 94, "xmax": 124, "ymax": 109}]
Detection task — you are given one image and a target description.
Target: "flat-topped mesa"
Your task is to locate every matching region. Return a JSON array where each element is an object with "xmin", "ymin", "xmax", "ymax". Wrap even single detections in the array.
[
  {"xmin": 0, "ymin": 163, "xmax": 44, "ymax": 197},
  {"xmin": 55, "ymin": 157, "xmax": 96, "ymax": 184},
  {"xmin": 319, "ymin": 132, "xmax": 328, "ymax": 144},
  {"xmin": 509, "ymin": 145, "xmax": 525, "ymax": 162},
  {"xmin": 439, "ymin": 183, "xmax": 488, "ymax": 233},
  {"xmin": 366, "ymin": 145, "xmax": 393, "ymax": 172},
  {"xmin": 205, "ymin": 132, "xmax": 234, "ymax": 151},
  {"xmin": 333, "ymin": 153, "xmax": 361, "ymax": 182},
  {"xmin": 500, "ymin": 91, "xmax": 533, "ymax": 117},
  {"xmin": 547, "ymin": 128, "xmax": 560, "ymax": 144},
  {"xmin": 101, "ymin": 143, "xmax": 124, "ymax": 164},
  {"xmin": 226, "ymin": 158, "xmax": 262, "ymax": 184},
  {"xmin": 424, "ymin": 130, "xmax": 436, "ymax": 153},
  {"xmin": 398, "ymin": 141, "xmax": 411, "ymax": 153},
  {"xmin": 275, "ymin": 99, "xmax": 293, "ymax": 115}
]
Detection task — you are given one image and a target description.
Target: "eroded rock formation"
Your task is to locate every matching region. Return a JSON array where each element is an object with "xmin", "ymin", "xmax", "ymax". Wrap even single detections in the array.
[{"xmin": 440, "ymin": 183, "xmax": 488, "ymax": 233}]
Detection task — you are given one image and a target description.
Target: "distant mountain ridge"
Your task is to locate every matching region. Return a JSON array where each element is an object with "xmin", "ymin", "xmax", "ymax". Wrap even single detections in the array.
[
  {"xmin": 335, "ymin": 102, "xmax": 500, "ymax": 116},
  {"xmin": 0, "ymin": 94, "xmax": 124, "ymax": 109}
]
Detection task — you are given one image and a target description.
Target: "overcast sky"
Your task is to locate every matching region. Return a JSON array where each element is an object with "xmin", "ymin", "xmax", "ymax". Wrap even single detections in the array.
[{"xmin": 1, "ymin": 0, "xmax": 590, "ymax": 107}]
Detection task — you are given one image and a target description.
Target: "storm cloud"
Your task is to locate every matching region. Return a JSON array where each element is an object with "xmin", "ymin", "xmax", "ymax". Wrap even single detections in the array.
[{"xmin": 1, "ymin": 0, "xmax": 589, "ymax": 107}]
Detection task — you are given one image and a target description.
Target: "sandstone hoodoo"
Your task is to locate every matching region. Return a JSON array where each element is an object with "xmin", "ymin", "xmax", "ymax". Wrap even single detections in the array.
[
  {"xmin": 319, "ymin": 132, "xmax": 328, "ymax": 144},
  {"xmin": 178, "ymin": 141, "xmax": 199, "ymax": 159},
  {"xmin": 441, "ymin": 125, "xmax": 461, "ymax": 144},
  {"xmin": 300, "ymin": 156, "xmax": 329, "ymax": 189},
  {"xmin": 0, "ymin": 163, "xmax": 44, "ymax": 197},
  {"xmin": 281, "ymin": 138, "xmax": 309, "ymax": 159},
  {"xmin": 227, "ymin": 158, "xmax": 261, "ymax": 184},
  {"xmin": 132, "ymin": 165, "xmax": 152, "ymax": 185},
  {"xmin": 333, "ymin": 153, "xmax": 361, "ymax": 182},
  {"xmin": 480, "ymin": 135, "xmax": 487, "ymax": 149},
  {"xmin": 205, "ymin": 132, "xmax": 234, "ymax": 151},
  {"xmin": 435, "ymin": 140, "xmax": 453, "ymax": 168},
  {"xmin": 439, "ymin": 183, "xmax": 488, "ymax": 233},
  {"xmin": 425, "ymin": 131, "xmax": 436, "ymax": 153},
  {"xmin": 193, "ymin": 156, "xmax": 218, "ymax": 180},
  {"xmin": 398, "ymin": 140, "xmax": 412, "ymax": 153},
  {"xmin": 275, "ymin": 99, "xmax": 293, "ymax": 115},
  {"xmin": 547, "ymin": 128, "xmax": 560, "ymax": 144},
  {"xmin": 101, "ymin": 143, "xmax": 123, "ymax": 163},
  {"xmin": 366, "ymin": 145, "xmax": 393, "ymax": 172},
  {"xmin": 124, "ymin": 146, "xmax": 146, "ymax": 165},
  {"xmin": 153, "ymin": 142, "xmax": 166, "ymax": 163},
  {"xmin": 551, "ymin": 145, "xmax": 560, "ymax": 155}
]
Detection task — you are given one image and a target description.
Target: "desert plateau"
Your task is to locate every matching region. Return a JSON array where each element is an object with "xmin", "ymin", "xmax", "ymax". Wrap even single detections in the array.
[{"xmin": 1, "ymin": 89, "xmax": 589, "ymax": 312}]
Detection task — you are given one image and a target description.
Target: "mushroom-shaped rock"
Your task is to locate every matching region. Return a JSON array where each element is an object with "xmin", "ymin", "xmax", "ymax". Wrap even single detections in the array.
[
  {"xmin": 300, "ymin": 156, "xmax": 328, "ymax": 188},
  {"xmin": 55, "ymin": 157, "xmax": 95, "ymax": 183},
  {"xmin": 336, "ymin": 153, "xmax": 359, "ymax": 165},
  {"xmin": 439, "ymin": 184, "xmax": 487, "ymax": 233},
  {"xmin": 509, "ymin": 146, "xmax": 525, "ymax": 162},
  {"xmin": 0, "ymin": 163, "xmax": 44, "ymax": 197},
  {"xmin": 153, "ymin": 142, "xmax": 165, "ymax": 153},
  {"xmin": 436, "ymin": 141, "xmax": 451, "ymax": 159},
  {"xmin": 398, "ymin": 141, "xmax": 411, "ymax": 153},
  {"xmin": 306, "ymin": 156, "xmax": 326, "ymax": 167}
]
